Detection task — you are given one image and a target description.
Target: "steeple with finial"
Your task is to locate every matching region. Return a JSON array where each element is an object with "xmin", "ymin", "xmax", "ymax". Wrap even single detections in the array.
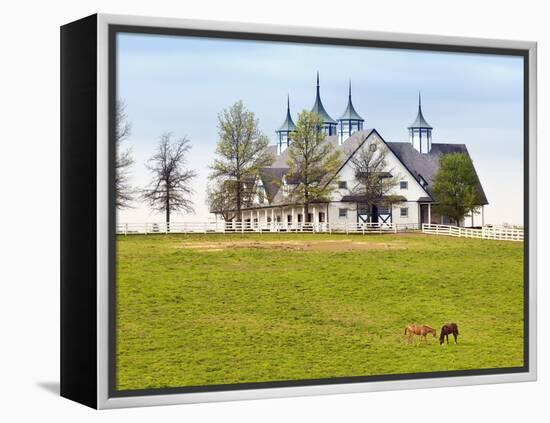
[
  {"xmin": 408, "ymin": 92, "xmax": 433, "ymax": 154},
  {"xmin": 311, "ymin": 72, "xmax": 337, "ymax": 136},
  {"xmin": 338, "ymin": 80, "xmax": 365, "ymax": 144},
  {"xmin": 275, "ymin": 94, "xmax": 296, "ymax": 154}
]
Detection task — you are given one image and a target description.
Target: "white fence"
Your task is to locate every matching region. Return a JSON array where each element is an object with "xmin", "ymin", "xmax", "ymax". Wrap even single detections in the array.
[
  {"xmin": 421, "ymin": 224, "xmax": 524, "ymax": 242},
  {"xmin": 116, "ymin": 221, "xmax": 420, "ymax": 235},
  {"xmin": 116, "ymin": 222, "xmax": 523, "ymax": 242}
]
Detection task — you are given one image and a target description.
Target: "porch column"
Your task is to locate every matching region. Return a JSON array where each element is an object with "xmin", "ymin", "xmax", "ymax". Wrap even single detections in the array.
[
  {"xmin": 482, "ymin": 205, "xmax": 485, "ymax": 227},
  {"xmin": 428, "ymin": 203, "xmax": 431, "ymax": 225},
  {"xmin": 292, "ymin": 208, "xmax": 295, "ymax": 228}
]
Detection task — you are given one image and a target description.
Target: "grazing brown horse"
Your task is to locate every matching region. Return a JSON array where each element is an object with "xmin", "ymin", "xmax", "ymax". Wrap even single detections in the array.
[
  {"xmin": 404, "ymin": 324, "xmax": 437, "ymax": 343},
  {"xmin": 439, "ymin": 323, "xmax": 459, "ymax": 345}
]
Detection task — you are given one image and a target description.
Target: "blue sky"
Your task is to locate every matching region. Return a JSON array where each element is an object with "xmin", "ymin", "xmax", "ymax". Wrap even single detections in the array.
[{"xmin": 116, "ymin": 32, "xmax": 524, "ymax": 225}]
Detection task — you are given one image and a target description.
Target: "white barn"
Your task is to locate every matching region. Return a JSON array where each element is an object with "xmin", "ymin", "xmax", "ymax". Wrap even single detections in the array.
[{"xmin": 218, "ymin": 76, "xmax": 488, "ymax": 229}]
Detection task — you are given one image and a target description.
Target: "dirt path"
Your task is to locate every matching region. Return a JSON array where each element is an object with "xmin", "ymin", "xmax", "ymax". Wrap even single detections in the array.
[{"xmin": 177, "ymin": 239, "xmax": 406, "ymax": 252}]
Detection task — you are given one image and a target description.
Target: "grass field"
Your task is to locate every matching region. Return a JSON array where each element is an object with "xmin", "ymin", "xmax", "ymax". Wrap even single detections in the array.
[{"xmin": 116, "ymin": 232, "xmax": 524, "ymax": 391}]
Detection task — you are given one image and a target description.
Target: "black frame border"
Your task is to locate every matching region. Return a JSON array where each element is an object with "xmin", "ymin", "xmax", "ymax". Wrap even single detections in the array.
[{"xmin": 107, "ymin": 24, "xmax": 530, "ymax": 399}]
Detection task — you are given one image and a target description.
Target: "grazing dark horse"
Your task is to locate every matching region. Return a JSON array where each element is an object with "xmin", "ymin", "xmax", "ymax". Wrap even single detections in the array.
[
  {"xmin": 405, "ymin": 324, "xmax": 437, "ymax": 343},
  {"xmin": 439, "ymin": 323, "xmax": 459, "ymax": 345}
]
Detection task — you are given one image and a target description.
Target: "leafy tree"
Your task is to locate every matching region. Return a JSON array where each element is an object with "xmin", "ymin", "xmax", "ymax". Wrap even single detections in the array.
[
  {"xmin": 349, "ymin": 138, "xmax": 402, "ymax": 218},
  {"xmin": 115, "ymin": 100, "xmax": 135, "ymax": 209},
  {"xmin": 142, "ymin": 133, "xmax": 197, "ymax": 224},
  {"xmin": 431, "ymin": 152, "xmax": 482, "ymax": 226},
  {"xmin": 286, "ymin": 111, "xmax": 342, "ymax": 222},
  {"xmin": 209, "ymin": 101, "xmax": 273, "ymax": 222}
]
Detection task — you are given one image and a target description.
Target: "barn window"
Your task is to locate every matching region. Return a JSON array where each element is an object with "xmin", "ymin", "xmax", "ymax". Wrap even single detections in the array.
[
  {"xmin": 338, "ymin": 181, "xmax": 347, "ymax": 189},
  {"xmin": 400, "ymin": 207, "xmax": 408, "ymax": 217},
  {"xmin": 339, "ymin": 208, "xmax": 348, "ymax": 217},
  {"xmin": 400, "ymin": 181, "xmax": 408, "ymax": 190}
]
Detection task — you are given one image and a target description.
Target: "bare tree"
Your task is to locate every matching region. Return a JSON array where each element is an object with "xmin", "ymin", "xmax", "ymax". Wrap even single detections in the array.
[
  {"xmin": 115, "ymin": 100, "xmax": 135, "ymax": 208},
  {"xmin": 209, "ymin": 101, "xmax": 274, "ymax": 222},
  {"xmin": 142, "ymin": 133, "xmax": 197, "ymax": 224},
  {"xmin": 349, "ymin": 138, "xmax": 402, "ymax": 216}
]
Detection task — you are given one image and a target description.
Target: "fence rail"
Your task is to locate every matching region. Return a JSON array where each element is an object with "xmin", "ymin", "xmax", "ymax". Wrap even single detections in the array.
[
  {"xmin": 116, "ymin": 221, "xmax": 421, "ymax": 235},
  {"xmin": 421, "ymin": 224, "xmax": 524, "ymax": 242},
  {"xmin": 115, "ymin": 222, "xmax": 523, "ymax": 242}
]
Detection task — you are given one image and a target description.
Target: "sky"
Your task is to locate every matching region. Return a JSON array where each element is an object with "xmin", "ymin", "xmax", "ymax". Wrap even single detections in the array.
[{"xmin": 116, "ymin": 32, "xmax": 524, "ymax": 226}]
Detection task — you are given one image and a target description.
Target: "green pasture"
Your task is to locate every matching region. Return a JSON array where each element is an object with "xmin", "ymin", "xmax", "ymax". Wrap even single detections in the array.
[{"xmin": 115, "ymin": 232, "xmax": 524, "ymax": 390}]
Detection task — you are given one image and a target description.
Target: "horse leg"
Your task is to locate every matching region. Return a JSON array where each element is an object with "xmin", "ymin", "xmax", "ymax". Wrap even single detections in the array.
[
  {"xmin": 446, "ymin": 334, "xmax": 449, "ymax": 344},
  {"xmin": 454, "ymin": 332, "xmax": 458, "ymax": 344}
]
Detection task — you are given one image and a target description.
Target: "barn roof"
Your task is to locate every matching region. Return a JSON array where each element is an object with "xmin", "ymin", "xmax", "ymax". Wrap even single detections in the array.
[
  {"xmin": 385, "ymin": 141, "xmax": 488, "ymax": 205},
  {"xmin": 255, "ymin": 129, "xmax": 488, "ymax": 208}
]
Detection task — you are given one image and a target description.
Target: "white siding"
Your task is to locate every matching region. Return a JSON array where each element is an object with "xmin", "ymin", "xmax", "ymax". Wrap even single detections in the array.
[
  {"xmin": 392, "ymin": 202, "xmax": 420, "ymax": 227},
  {"xmin": 328, "ymin": 202, "xmax": 356, "ymax": 223},
  {"xmin": 330, "ymin": 132, "xmax": 429, "ymax": 205}
]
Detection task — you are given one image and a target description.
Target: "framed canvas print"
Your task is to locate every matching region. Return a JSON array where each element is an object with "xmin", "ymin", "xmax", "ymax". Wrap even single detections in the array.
[{"xmin": 60, "ymin": 14, "xmax": 537, "ymax": 409}]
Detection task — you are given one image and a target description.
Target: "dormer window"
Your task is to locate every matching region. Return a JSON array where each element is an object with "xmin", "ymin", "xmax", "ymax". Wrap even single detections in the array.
[{"xmin": 418, "ymin": 174, "xmax": 428, "ymax": 189}]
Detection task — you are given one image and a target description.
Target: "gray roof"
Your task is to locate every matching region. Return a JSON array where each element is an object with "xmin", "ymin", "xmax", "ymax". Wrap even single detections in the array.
[
  {"xmin": 254, "ymin": 128, "xmax": 488, "ymax": 209},
  {"xmin": 386, "ymin": 141, "xmax": 488, "ymax": 205},
  {"xmin": 259, "ymin": 168, "xmax": 287, "ymax": 203},
  {"xmin": 276, "ymin": 96, "xmax": 296, "ymax": 133},
  {"xmin": 267, "ymin": 129, "xmax": 372, "ymax": 170},
  {"xmin": 339, "ymin": 82, "xmax": 364, "ymax": 122},
  {"xmin": 311, "ymin": 73, "xmax": 337, "ymax": 125},
  {"xmin": 262, "ymin": 130, "xmax": 373, "ymax": 205},
  {"xmin": 408, "ymin": 95, "xmax": 432, "ymax": 129}
]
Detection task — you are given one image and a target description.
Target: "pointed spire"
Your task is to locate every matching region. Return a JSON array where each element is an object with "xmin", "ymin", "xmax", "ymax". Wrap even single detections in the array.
[
  {"xmin": 311, "ymin": 72, "xmax": 337, "ymax": 124},
  {"xmin": 408, "ymin": 90, "xmax": 432, "ymax": 129},
  {"xmin": 276, "ymin": 94, "xmax": 296, "ymax": 132},
  {"xmin": 338, "ymin": 79, "xmax": 364, "ymax": 121}
]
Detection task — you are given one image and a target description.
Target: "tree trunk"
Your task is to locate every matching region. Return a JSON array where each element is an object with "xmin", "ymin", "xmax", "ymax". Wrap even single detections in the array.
[
  {"xmin": 166, "ymin": 187, "xmax": 170, "ymax": 232},
  {"xmin": 236, "ymin": 180, "xmax": 242, "ymax": 223}
]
